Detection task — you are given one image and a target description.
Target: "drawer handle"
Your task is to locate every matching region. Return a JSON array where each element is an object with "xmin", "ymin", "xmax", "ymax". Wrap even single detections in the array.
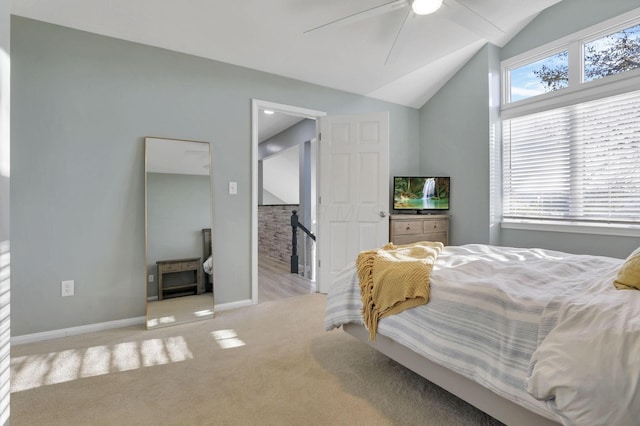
[{"xmin": 406, "ymin": 226, "xmax": 411, "ymax": 230}]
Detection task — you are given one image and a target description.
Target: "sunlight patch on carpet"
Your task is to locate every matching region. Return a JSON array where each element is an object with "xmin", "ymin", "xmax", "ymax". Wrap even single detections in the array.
[
  {"xmin": 211, "ymin": 329, "xmax": 245, "ymax": 349},
  {"xmin": 10, "ymin": 336, "xmax": 193, "ymax": 392}
]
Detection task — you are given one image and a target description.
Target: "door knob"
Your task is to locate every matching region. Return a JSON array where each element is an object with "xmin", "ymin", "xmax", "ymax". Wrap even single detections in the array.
[{"xmin": 379, "ymin": 211, "xmax": 387, "ymax": 218}]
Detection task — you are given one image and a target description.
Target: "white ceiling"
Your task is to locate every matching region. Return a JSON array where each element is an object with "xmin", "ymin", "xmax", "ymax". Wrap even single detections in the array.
[
  {"xmin": 11, "ymin": 0, "xmax": 562, "ymax": 108},
  {"xmin": 258, "ymin": 110, "xmax": 306, "ymax": 143}
]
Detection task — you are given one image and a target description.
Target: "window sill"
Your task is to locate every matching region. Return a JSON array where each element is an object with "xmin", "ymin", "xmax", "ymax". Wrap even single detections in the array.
[{"xmin": 501, "ymin": 219, "xmax": 640, "ymax": 237}]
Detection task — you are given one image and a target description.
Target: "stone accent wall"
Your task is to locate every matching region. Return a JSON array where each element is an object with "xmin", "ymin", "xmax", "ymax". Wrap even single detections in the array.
[{"xmin": 258, "ymin": 205, "xmax": 299, "ymax": 264}]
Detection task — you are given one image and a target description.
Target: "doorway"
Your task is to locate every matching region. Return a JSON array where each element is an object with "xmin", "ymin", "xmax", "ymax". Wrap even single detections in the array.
[{"xmin": 251, "ymin": 100, "xmax": 326, "ymax": 304}]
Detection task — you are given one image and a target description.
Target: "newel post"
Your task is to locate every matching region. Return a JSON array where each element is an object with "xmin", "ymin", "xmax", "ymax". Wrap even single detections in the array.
[{"xmin": 290, "ymin": 210, "xmax": 299, "ymax": 274}]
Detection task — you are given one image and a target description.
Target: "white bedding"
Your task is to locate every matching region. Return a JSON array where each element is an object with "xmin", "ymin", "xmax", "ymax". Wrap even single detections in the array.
[
  {"xmin": 325, "ymin": 244, "xmax": 629, "ymax": 425},
  {"xmin": 527, "ymin": 288, "xmax": 640, "ymax": 425},
  {"xmin": 203, "ymin": 255, "xmax": 212, "ymax": 274}
]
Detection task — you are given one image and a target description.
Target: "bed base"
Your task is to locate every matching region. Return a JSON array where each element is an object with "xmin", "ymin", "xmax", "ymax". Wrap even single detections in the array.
[{"xmin": 343, "ymin": 323, "xmax": 559, "ymax": 426}]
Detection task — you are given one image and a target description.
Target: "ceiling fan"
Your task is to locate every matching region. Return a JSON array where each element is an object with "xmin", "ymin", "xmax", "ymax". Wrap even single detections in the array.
[{"xmin": 304, "ymin": 0, "xmax": 504, "ymax": 65}]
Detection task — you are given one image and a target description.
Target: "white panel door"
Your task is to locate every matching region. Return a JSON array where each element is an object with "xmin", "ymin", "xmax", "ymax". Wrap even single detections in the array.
[{"xmin": 317, "ymin": 112, "xmax": 390, "ymax": 294}]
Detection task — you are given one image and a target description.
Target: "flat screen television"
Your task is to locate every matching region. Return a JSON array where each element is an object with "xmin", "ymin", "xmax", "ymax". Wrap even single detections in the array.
[{"xmin": 393, "ymin": 176, "xmax": 450, "ymax": 212}]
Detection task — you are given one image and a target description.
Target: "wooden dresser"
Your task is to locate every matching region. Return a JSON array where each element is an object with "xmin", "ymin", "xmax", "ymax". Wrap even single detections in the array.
[
  {"xmin": 156, "ymin": 257, "xmax": 202, "ymax": 301},
  {"xmin": 389, "ymin": 214, "xmax": 449, "ymax": 245}
]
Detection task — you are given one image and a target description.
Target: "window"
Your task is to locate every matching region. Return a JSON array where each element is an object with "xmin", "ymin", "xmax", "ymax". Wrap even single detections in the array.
[
  {"xmin": 503, "ymin": 90, "xmax": 640, "ymax": 225},
  {"xmin": 501, "ymin": 9, "xmax": 640, "ymax": 232},
  {"xmin": 503, "ymin": 15, "xmax": 640, "ymax": 105},
  {"xmin": 509, "ymin": 51, "xmax": 568, "ymax": 102},
  {"xmin": 584, "ymin": 23, "xmax": 640, "ymax": 83}
]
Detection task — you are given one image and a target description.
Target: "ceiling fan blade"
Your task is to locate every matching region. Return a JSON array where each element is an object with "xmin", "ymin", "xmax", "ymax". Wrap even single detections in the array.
[
  {"xmin": 384, "ymin": 9, "xmax": 413, "ymax": 65},
  {"xmin": 304, "ymin": 0, "xmax": 409, "ymax": 34},
  {"xmin": 439, "ymin": 0, "xmax": 505, "ymax": 43}
]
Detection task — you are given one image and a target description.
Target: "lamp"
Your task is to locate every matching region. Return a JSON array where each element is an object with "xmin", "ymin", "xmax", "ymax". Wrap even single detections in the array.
[{"xmin": 411, "ymin": 0, "xmax": 443, "ymax": 15}]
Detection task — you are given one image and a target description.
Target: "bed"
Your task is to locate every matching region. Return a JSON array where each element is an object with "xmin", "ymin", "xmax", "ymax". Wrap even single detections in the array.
[{"xmin": 325, "ymin": 243, "xmax": 640, "ymax": 426}]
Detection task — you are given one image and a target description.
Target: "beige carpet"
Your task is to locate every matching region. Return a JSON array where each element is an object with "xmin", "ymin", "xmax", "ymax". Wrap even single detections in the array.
[{"xmin": 11, "ymin": 294, "xmax": 503, "ymax": 425}]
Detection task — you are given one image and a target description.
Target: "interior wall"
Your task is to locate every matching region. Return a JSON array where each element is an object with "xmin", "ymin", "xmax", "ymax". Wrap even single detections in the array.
[
  {"xmin": 262, "ymin": 145, "xmax": 300, "ymax": 204},
  {"xmin": 420, "ymin": 0, "xmax": 639, "ymax": 257},
  {"xmin": 10, "ymin": 16, "xmax": 421, "ymax": 336},
  {"xmin": 0, "ymin": 0, "xmax": 9, "ymax": 421},
  {"xmin": 501, "ymin": 0, "xmax": 640, "ymax": 60},
  {"xmin": 419, "ymin": 44, "xmax": 498, "ymax": 245},
  {"xmin": 258, "ymin": 205, "xmax": 298, "ymax": 264},
  {"xmin": 259, "ymin": 118, "xmax": 316, "ymax": 232},
  {"xmin": 258, "ymin": 119, "xmax": 315, "ymax": 160}
]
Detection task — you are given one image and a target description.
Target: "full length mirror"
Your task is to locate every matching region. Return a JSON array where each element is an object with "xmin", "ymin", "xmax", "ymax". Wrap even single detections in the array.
[{"xmin": 145, "ymin": 137, "xmax": 214, "ymax": 329}]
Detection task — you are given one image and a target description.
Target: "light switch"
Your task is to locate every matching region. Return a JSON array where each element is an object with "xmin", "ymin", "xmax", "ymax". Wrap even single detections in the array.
[
  {"xmin": 61, "ymin": 280, "xmax": 75, "ymax": 297},
  {"xmin": 229, "ymin": 181, "xmax": 238, "ymax": 195}
]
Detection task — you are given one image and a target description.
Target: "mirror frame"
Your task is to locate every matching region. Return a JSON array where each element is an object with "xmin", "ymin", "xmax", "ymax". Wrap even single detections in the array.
[{"xmin": 144, "ymin": 136, "xmax": 214, "ymax": 329}]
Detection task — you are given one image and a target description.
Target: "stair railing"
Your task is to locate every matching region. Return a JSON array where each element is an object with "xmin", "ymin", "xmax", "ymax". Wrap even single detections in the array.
[{"xmin": 290, "ymin": 210, "xmax": 316, "ymax": 280}]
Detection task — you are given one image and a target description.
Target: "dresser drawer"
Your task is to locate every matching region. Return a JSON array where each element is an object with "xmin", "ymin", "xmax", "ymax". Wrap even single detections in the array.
[
  {"xmin": 422, "ymin": 231, "xmax": 447, "ymax": 244},
  {"xmin": 181, "ymin": 260, "xmax": 200, "ymax": 270},
  {"xmin": 161, "ymin": 262, "xmax": 182, "ymax": 273},
  {"xmin": 423, "ymin": 219, "xmax": 448, "ymax": 233},
  {"xmin": 389, "ymin": 215, "xmax": 449, "ymax": 246},
  {"xmin": 392, "ymin": 220, "xmax": 423, "ymax": 235}
]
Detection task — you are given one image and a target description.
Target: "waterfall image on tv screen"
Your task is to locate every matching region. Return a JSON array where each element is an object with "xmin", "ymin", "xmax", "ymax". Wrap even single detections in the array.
[{"xmin": 393, "ymin": 176, "xmax": 450, "ymax": 210}]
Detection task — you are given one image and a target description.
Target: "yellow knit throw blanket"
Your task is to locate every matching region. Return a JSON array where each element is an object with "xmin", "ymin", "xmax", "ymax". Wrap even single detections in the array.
[{"xmin": 357, "ymin": 241, "xmax": 444, "ymax": 341}]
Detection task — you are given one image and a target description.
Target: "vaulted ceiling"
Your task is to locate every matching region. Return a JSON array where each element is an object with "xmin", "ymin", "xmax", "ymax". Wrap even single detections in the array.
[{"xmin": 11, "ymin": 0, "xmax": 562, "ymax": 108}]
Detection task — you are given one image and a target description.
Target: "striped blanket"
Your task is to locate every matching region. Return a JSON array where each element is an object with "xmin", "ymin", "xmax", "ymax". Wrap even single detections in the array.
[{"xmin": 325, "ymin": 244, "xmax": 623, "ymax": 423}]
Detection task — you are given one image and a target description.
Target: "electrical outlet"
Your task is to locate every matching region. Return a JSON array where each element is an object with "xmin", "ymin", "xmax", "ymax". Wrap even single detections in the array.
[
  {"xmin": 229, "ymin": 181, "xmax": 238, "ymax": 195},
  {"xmin": 148, "ymin": 274, "xmax": 154, "ymax": 283},
  {"xmin": 61, "ymin": 280, "xmax": 74, "ymax": 297}
]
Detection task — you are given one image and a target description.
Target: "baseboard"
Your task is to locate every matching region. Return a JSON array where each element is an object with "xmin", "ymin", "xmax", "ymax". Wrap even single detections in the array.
[
  {"xmin": 12, "ymin": 316, "xmax": 147, "ymax": 346},
  {"xmin": 12, "ymin": 299, "xmax": 255, "ymax": 346},
  {"xmin": 215, "ymin": 299, "xmax": 253, "ymax": 312}
]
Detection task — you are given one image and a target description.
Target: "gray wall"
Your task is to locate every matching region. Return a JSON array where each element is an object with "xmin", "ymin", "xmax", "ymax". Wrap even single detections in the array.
[
  {"xmin": 258, "ymin": 119, "xmax": 315, "ymax": 207},
  {"xmin": 419, "ymin": 44, "xmax": 500, "ymax": 245},
  {"xmin": 10, "ymin": 17, "xmax": 420, "ymax": 335},
  {"xmin": 146, "ymin": 172, "xmax": 211, "ymax": 298},
  {"xmin": 420, "ymin": 0, "xmax": 640, "ymax": 257},
  {"xmin": 0, "ymin": 0, "xmax": 9, "ymax": 421},
  {"xmin": 501, "ymin": 0, "xmax": 640, "ymax": 60}
]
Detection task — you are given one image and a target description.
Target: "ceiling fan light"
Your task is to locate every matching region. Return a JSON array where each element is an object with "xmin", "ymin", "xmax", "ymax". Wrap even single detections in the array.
[{"xmin": 411, "ymin": 0, "xmax": 443, "ymax": 15}]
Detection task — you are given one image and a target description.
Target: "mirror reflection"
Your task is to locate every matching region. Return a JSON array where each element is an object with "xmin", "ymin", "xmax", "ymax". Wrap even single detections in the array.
[{"xmin": 145, "ymin": 137, "xmax": 214, "ymax": 329}]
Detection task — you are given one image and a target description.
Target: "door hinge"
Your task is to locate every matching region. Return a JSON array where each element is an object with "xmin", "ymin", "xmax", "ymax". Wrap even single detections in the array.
[
  {"xmin": 318, "ymin": 259, "xmax": 321, "ymax": 268},
  {"xmin": 319, "ymin": 132, "xmax": 322, "ymax": 141}
]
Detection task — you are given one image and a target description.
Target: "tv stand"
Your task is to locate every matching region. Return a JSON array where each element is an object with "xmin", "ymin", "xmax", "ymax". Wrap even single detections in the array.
[{"xmin": 389, "ymin": 214, "xmax": 449, "ymax": 245}]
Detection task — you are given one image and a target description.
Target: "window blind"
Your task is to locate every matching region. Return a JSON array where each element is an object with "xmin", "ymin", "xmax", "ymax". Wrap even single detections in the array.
[{"xmin": 503, "ymin": 90, "xmax": 640, "ymax": 225}]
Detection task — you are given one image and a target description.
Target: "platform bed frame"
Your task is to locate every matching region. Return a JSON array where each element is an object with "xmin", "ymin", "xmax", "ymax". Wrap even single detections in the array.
[{"xmin": 343, "ymin": 323, "xmax": 559, "ymax": 426}]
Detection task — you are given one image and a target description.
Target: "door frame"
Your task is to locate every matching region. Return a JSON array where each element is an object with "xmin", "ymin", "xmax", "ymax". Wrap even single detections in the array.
[{"xmin": 251, "ymin": 99, "xmax": 326, "ymax": 304}]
